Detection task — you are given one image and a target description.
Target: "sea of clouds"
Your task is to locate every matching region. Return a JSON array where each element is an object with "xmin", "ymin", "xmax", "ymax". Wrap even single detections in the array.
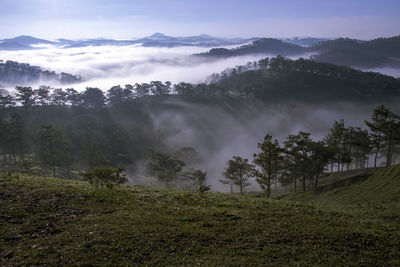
[{"xmin": 0, "ymin": 44, "xmax": 270, "ymax": 91}]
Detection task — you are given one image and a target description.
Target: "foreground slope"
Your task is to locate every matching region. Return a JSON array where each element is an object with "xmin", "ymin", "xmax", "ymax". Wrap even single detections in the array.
[
  {"xmin": 277, "ymin": 165, "xmax": 400, "ymax": 206},
  {"xmin": 1, "ymin": 173, "xmax": 399, "ymax": 265}
]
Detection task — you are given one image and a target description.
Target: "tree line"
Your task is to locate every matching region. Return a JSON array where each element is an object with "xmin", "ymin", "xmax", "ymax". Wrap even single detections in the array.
[
  {"xmin": 1, "ymin": 56, "xmax": 399, "ymax": 110},
  {"xmin": 219, "ymin": 105, "xmax": 400, "ymax": 196}
]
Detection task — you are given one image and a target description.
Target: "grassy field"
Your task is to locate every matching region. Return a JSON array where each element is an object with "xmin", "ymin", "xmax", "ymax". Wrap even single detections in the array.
[
  {"xmin": 1, "ymin": 169, "xmax": 400, "ymax": 266},
  {"xmin": 277, "ymin": 166, "xmax": 400, "ymax": 205}
]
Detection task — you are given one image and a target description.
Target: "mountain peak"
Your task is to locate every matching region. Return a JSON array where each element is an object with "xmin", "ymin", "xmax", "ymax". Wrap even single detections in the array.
[{"xmin": 149, "ymin": 32, "xmax": 170, "ymax": 39}]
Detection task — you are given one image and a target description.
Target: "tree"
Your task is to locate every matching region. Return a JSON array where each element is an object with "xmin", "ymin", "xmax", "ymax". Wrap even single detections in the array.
[
  {"xmin": 174, "ymin": 82, "xmax": 195, "ymax": 95},
  {"xmin": 365, "ymin": 105, "xmax": 400, "ymax": 167},
  {"xmin": 284, "ymin": 131, "xmax": 313, "ymax": 191},
  {"xmin": 34, "ymin": 86, "xmax": 51, "ymax": 106},
  {"xmin": 253, "ymin": 134, "xmax": 283, "ymax": 197},
  {"xmin": 81, "ymin": 87, "xmax": 105, "ymax": 108},
  {"xmin": 15, "ymin": 86, "xmax": 35, "ymax": 112},
  {"xmin": 182, "ymin": 169, "xmax": 210, "ymax": 193},
  {"xmin": 222, "ymin": 156, "xmax": 252, "ymax": 195},
  {"xmin": 324, "ymin": 120, "xmax": 346, "ymax": 172},
  {"xmin": 258, "ymin": 57, "xmax": 270, "ymax": 69},
  {"xmin": 147, "ymin": 151, "xmax": 185, "ymax": 188},
  {"xmin": 65, "ymin": 88, "xmax": 82, "ymax": 106},
  {"xmin": 106, "ymin": 85, "xmax": 133, "ymax": 106},
  {"xmin": 134, "ymin": 83, "xmax": 150, "ymax": 98},
  {"xmin": 37, "ymin": 125, "xmax": 70, "ymax": 178},
  {"xmin": 0, "ymin": 89, "xmax": 15, "ymax": 109},
  {"xmin": 349, "ymin": 127, "xmax": 371, "ymax": 169},
  {"xmin": 150, "ymin": 81, "xmax": 171, "ymax": 95},
  {"xmin": 309, "ymin": 141, "xmax": 332, "ymax": 188},
  {"xmin": 50, "ymin": 88, "xmax": 68, "ymax": 105}
]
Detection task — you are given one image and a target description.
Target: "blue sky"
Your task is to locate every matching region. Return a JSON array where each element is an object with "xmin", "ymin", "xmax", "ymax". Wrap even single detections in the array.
[{"xmin": 0, "ymin": 0, "xmax": 399, "ymax": 39}]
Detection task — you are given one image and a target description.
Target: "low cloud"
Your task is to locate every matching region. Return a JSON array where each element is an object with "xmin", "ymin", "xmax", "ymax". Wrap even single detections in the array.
[{"xmin": 1, "ymin": 44, "xmax": 314, "ymax": 91}]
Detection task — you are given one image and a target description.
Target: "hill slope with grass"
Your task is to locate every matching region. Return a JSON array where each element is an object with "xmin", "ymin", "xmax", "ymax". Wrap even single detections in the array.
[
  {"xmin": 1, "ymin": 172, "xmax": 400, "ymax": 265},
  {"xmin": 277, "ymin": 165, "xmax": 400, "ymax": 206}
]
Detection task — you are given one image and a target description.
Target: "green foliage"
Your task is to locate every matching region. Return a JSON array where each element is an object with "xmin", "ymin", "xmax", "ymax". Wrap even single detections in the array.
[
  {"xmin": 253, "ymin": 134, "xmax": 283, "ymax": 197},
  {"xmin": 147, "ymin": 151, "xmax": 185, "ymax": 187},
  {"xmin": 365, "ymin": 105, "xmax": 400, "ymax": 167},
  {"xmin": 181, "ymin": 168, "xmax": 210, "ymax": 193},
  {"xmin": 79, "ymin": 166, "xmax": 127, "ymax": 188},
  {"xmin": 222, "ymin": 156, "xmax": 252, "ymax": 195}
]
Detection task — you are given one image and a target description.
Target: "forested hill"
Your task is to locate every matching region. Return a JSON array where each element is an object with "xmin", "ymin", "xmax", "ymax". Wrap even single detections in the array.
[
  {"xmin": 198, "ymin": 35, "xmax": 400, "ymax": 69},
  {"xmin": 0, "ymin": 57, "xmax": 399, "ymax": 179},
  {"xmin": 311, "ymin": 36, "xmax": 400, "ymax": 68},
  {"xmin": 207, "ymin": 57, "xmax": 400, "ymax": 102},
  {"xmin": 197, "ymin": 38, "xmax": 306, "ymax": 57},
  {"xmin": 0, "ymin": 60, "xmax": 82, "ymax": 85}
]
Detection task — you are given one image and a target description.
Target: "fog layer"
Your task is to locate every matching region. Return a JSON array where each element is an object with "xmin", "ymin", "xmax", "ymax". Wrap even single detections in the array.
[
  {"xmin": 1, "ymin": 44, "xmax": 319, "ymax": 90},
  {"xmin": 132, "ymin": 99, "xmax": 399, "ymax": 191}
]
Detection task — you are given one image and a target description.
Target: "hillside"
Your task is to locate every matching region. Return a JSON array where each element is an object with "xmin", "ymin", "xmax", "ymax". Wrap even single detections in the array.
[
  {"xmin": 1, "ymin": 172, "xmax": 399, "ymax": 265},
  {"xmin": 197, "ymin": 38, "xmax": 306, "ymax": 57},
  {"xmin": 311, "ymin": 36, "xmax": 400, "ymax": 68},
  {"xmin": 211, "ymin": 58, "xmax": 400, "ymax": 103},
  {"xmin": 198, "ymin": 36, "xmax": 400, "ymax": 69},
  {"xmin": 0, "ymin": 60, "xmax": 82, "ymax": 85},
  {"xmin": 276, "ymin": 165, "xmax": 400, "ymax": 206}
]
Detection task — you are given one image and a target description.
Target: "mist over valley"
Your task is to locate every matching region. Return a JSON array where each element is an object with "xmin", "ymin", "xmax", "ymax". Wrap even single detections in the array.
[{"xmin": 1, "ymin": 1, "xmax": 400, "ymax": 265}]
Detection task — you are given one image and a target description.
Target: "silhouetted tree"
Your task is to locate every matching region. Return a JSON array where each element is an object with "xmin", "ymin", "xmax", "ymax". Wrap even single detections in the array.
[
  {"xmin": 81, "ymin": 87, "xmax": 105, "ymax": 108},
  {"xmin": 223, "ymin": 156, "xmax": 252, "ymax": 195},
  {"xmin": 253, "ymin": 134, "xmax": 283, "ymax": 197}
]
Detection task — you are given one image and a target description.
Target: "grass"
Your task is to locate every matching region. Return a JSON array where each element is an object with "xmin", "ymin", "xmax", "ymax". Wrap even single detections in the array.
[
  {"xmin": 1, "ymin": 171, "xmax": 400, "ymax": 266},
  {"xmin": 277, "ymin": 166, "xmax": 400, "ymax": 205}
]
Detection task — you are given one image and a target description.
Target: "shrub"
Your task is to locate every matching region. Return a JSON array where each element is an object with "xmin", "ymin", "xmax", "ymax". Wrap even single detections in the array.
[{"xmin": 80, "ymin": 166, "xmax": 128, "ymax": 188}]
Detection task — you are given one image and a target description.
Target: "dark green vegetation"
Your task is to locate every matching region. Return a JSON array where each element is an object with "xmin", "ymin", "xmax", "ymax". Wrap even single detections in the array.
[
  {"xmin": 198, "ymin": 35, "xmax": 400, "ymax": 69},
  {"xmin": 197, "ymin": 38, "xmax": 304, "ymax": 57},
  {"xmin": 311, "ymin": 36, "xmax": 400, "ymax": 68},
  {"xmin": 1, "ymin": 169, "xmax": 399, "ymax": 265},
  {"xmin": 0, "ymin": 60, "xmax": 82, "ymax": 85},
  {"xmin": 208, "ymin": 56, "xmax": 400, "ymax": 102},
  {"xmin": 277, "ymin": 165, "xmax": 400, "ymax": 205},
  {"xmin": 220, "ymin": 106, "xmax": 400, "ymax": 197},
  {"xmin": 1, "ymin": 59, "xmax": 399, "ymax": 188}
]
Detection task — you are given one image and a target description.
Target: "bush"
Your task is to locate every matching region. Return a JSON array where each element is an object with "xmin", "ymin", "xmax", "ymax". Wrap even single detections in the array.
[{"xmin": 79, "ymin": 166, "xmax": 128, "ymax": 188}]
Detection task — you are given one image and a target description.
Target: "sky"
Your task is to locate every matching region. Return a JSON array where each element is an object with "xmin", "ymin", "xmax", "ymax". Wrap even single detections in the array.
[{"xmin": 0, "ymin": 0, "xmax": 399, "ymax": 39}]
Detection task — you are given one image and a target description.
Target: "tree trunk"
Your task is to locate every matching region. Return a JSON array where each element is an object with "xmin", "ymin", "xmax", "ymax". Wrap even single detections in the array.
[
  {"xmin": 302, "ymin": 175, "xmax": 306, "ymax": 191},
  {"xmin": 374, "ymin": 150, "xmax": 379, "ymax": 168},
  {"xmin": 314, "ymin": 173, "xmax": 320, "ymax": 189},
  {"xmin": 386, "ymin": 128, "xmax": 393, "ymax": 167}
]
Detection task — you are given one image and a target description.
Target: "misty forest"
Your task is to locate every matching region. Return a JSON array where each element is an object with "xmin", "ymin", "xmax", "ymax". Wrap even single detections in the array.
[{"xmin": 1, "ymin": 1, "xmax": 400, "ymax": 265}]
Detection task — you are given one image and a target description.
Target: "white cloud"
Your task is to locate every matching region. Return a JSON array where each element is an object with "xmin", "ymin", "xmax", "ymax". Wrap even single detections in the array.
[{"xmin": 0, "ymin": 44, "xmax": 285, "ymax": 91}]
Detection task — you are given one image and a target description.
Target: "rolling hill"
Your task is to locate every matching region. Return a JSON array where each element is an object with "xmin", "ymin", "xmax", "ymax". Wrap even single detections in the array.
[
  {"xmin": 1, "ymin": 170, "xmax": 399, "ymax": 265},
  {"xmin": 276, "ymin": 165, "xmax": 400, "ymax": 206}
]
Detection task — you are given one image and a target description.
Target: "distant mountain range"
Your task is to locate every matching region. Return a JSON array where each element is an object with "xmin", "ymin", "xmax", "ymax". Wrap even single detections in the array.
[
  {"xmin": 197, "ymin": 35, "xmax": 400, "ymax": 69},
  {"xmin": 0, "ymin": 33, "xmax": 258, "ymax": 50}
]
